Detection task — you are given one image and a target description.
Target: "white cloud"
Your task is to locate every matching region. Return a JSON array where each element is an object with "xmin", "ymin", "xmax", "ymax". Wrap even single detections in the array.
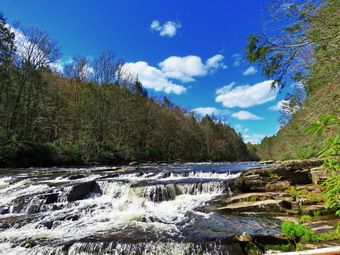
[
  {"xmin": 231, "ymin": 111, "xmax": 264, "ymax": 120},
  {"xmin": 243, "ymin": 66, "xmax": 257, "ymax": 75},
  {"xmin": 122, "ymin": 61, "xmax": 187, "ymax": 95},
  {"xmin": 243, "ymin": 133, "xmax": 270, "ymax": 144},
  {"xmin": 159, "ymin": 54, "xmax": 226, "ymax": 83},
  {"xmin": 232, "ymin": 53, "xmax": 243, "ymax": 67},
  {"xmin": 235, "ymin": 124, "xmax": 242, "ymax": 131},
  {"xmin": 49, "ymin": 60, "xmax": 64, "ymax": 73},
  {"xmin": 150, "ymin": 20, "xmax": 181, "ymax": 38},
  {"xmin": 191, "ymin": 107, "xmax": 230, "ymax": 116},
  {"xmin": 215, "ymin": 80, "xmax": 278, "ymax": 108},
  {"xmin": 269, "ymin": 99, "xmax": 288, "ymax": 111}
]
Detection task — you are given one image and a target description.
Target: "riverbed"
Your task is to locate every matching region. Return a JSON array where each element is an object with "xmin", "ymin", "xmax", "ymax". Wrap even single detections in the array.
[{"xmin": 0, "ymin": 162, "xmax": 281, "ymax": 254}]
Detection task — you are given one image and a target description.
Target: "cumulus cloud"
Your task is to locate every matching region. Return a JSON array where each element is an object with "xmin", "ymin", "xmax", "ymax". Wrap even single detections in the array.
[
  {"xmin": 243, "ymin": 133, "xmax": 270, "ymax": 144},
  {"xmin": 159, "ymin": 54, "xmax": 227, "ymax": 82},
  {"xmin": 150, "ymin": 20, "xmax": 181, "ymax": 38},
  {"xmin": 231, "ymin": 111, "xmax": 264, "ymax": 120},
  {"xmin": 191, "ymin": 107, "xmax": 230, "ymax": 116},
  {"xmin": 232, "ymin": 53, "xmax": 243, "ymax": 67},
  {"xmin": 122, "ymin": 61, "xmax": 187, "ymax": 95},
  {"xmin": 243, "ymin": 66, "xmax": 257, "ymax": 75},
  {"xmin": 215, "ymin": 80, "xmax": 278, "ymax": 108}
]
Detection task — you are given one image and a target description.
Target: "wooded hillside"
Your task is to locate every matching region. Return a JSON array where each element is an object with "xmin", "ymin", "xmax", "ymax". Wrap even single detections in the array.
[
  {"xmin": 247, "ymin": 0, "xmax": 339, "ymax": 160},
  {"xmin": 0, "ymin": 14, "xmax": 252, "ymax": 167}
]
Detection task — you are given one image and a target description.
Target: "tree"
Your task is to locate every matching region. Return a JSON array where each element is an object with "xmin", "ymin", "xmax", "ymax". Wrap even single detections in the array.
[
  {"xmin": 246, "ymin": 0, "xmax": 339, "ymax": 90},
  {"xmin": 0, "ymin": 12, "xmax": 15, "ymax": 69}
]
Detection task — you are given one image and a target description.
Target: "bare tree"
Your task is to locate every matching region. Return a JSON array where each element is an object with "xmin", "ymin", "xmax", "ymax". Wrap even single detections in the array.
[
  {"xmin": 13, "ymin": 25, "xmax": 62, "ymax": 69},
  {"xmin": 93, "ymin": 50, "xmax": 120, "ymax": 84}
]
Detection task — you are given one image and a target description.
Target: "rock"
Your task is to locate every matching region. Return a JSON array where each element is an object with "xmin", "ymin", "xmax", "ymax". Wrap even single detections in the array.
[
  {"xmin": 44, "ymin": 193, "xmax": 58, "ymax": 204},
  {"xmin": 67, "ymin": 181, "xmax": 100, "ymax": 202},
  {"xmin": 297, "ymin": 197, "xmax": 316, "ymax": 205},
  {"xmin": 222, "ymin": 193, "xmax": 272, "ymax": 205},
  {"xmin": 233, "ymin": 232, "xmax": 252, "ymax": 242},
  {"xmin": 244, "ymin": 242, "xmax": 263, "ymax": 255},
  {"xmin": 310, "ymin": 167, "xmax": 331, "ymax": 185},
  {"xmin": 254, "ymin": 233, "xmax": 289, "ymax": 245},
  {"xmin": 298, "ymin": 242, "xmax": 340, "ymax": 252},
  {"xmin": 118, "ymin": 166, "xmax": 139, "ymax": 173},
  {"xmin": 129, "ymin": 161, "xmax": 139, "ymax": 166},
  {"xmin": 218, "ymin": 199, "xmax": 292, "ymax": 213},
  {"xmin": 0, "ymin": 206, "xmax": 9, "ymax": 214},
  {"xmin": 301, "ymin": 204, "xmax": 325, "ymax": 215},
  {"xmin": 258, "ymin": 160, "xmax": 275, "ymax": 165},
  {"xmin": 265, "ymin": 181, "xmax": 291, "ymax": 192},
  {"xmin": 68, "ymin": 174, "xmax": 86, "ymax": 180},
  {"xmin": 232, "ymin": 159, "xmax": 324, "ymax": 193}
]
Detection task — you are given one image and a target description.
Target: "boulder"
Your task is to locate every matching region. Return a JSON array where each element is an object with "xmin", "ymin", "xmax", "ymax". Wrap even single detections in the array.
[
  {"xmin": 67, "ymin": 181, "xmax": 100, "ymax": 202},
  {"xmin": 244, "ymin": 242, "xmax": 263, "ymax": 255}
]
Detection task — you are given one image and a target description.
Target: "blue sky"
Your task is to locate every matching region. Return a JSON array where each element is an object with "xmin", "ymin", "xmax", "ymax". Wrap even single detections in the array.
[{"xmin": 0, "ymin": 0, "xmax": 292, "ymax": 143}]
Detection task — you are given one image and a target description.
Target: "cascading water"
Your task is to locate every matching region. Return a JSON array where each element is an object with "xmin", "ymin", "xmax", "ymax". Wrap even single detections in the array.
[{"xmin": 0, "ymin": 162, "xmax": 279, "ymax": 255}]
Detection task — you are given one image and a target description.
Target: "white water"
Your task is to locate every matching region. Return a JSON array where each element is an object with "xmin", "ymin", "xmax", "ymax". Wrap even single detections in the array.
[{"xmin": 0, "ymin": 162, "xmax": 261, "ymax": 254}]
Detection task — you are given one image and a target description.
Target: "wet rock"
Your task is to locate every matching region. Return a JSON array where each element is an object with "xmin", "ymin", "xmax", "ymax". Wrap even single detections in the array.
[
  {"xmin": 67, "ymin": 181, "xmax": 99, "ymax": 202},
  {"xmin": 68, "ymin": 174, "xmax": 86, "ymax": 180},
  {"xmin": 258, "ymin": 160, "xmax": 275, "ymax": 164},
  {"xmin": 244, "ymin": 242, "xmax": 263, "ymax": 255},
  {"xmin": 44, "ymin": 193, "xmax": 58, "ymax": 204},
  {"xmin": 0, "ymin": 206, "xmax": 9, "ymax": 214},
  {"xmin": 118, "ymin": 166, "xmax": 139, "ymax": 173}
]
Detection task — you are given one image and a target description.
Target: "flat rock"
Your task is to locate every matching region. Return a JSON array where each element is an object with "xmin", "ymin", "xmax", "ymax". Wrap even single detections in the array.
[
  {"xmin": 217, "ymin": 199, "xmax": 291, "ymax": 213},
  {"xmin": 310, "ymin": 167, "xmax": 331, "ymax": 185}
]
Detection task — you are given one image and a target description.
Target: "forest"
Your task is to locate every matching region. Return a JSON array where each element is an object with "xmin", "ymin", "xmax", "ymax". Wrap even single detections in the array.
[
  {"xmin": 0, "ymin": 0, "xmax": 338, "ymax": 167},
  {"xmin": 247, "ymin": 0, "xmax": 339, "ymax": 160},
  {"xmin": 0, "ymin": 13, "xmax": 252, "ymax": 167}
]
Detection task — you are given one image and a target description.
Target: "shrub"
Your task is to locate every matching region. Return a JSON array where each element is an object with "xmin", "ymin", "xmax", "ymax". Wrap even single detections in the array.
[{"xmin": 282, "ymin": 222, "xmax": 316, "ymax": 242}]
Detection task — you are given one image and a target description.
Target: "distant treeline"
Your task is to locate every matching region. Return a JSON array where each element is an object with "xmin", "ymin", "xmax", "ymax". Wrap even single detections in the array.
[{"xmin": 0, "ymin": 13, "xmax": 254, "ymax": 167}]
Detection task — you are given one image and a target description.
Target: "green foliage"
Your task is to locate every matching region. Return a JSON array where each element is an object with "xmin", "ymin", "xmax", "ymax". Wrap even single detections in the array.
[
  {"xmin": 299, "ymin": 215, "xmax": 313, "ymax": 223},
  {"xmin": 285, "ymin": 186, "xmax": 324, "ymax": 202},
  {"xmin": 303, "ymin": 115, "xmax": 339, "ymax": 137},
  {"xmin": 282, "ymin": 222, "xmax": 316, "ymax": 242},
  {"xmin": 323, "ymin": 174, "xmax": 340, "ymax": 215},
  {"xmin": 304, "ymin": 114, "xmax": 340, "ymax": 215},
  {"xmin": 282, "ymin": 221, "xmax": 340, "ymax": 244}
]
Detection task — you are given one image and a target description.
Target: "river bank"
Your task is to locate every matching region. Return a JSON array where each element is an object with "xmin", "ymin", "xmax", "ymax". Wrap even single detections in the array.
[{"xmin": 211, "ymin": 158, "xmax": 340, "ymax": 254}]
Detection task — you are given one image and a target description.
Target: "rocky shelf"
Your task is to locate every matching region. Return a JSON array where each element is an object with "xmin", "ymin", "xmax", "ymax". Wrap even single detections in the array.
[{"xmin": 208, "ymin": 158, "xmax": 340, "ymax": 254}]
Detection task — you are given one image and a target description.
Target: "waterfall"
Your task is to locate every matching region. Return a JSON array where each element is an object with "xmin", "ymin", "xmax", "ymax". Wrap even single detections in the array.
[{"xmin": 0, "ymin": 161, "xmax": 262, "ymax": 254}]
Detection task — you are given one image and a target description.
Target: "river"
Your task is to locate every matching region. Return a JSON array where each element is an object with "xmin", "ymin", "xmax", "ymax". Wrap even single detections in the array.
[{"xmin": 0, "ymin": 162, "xmax": 281, "ymax": 254}]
